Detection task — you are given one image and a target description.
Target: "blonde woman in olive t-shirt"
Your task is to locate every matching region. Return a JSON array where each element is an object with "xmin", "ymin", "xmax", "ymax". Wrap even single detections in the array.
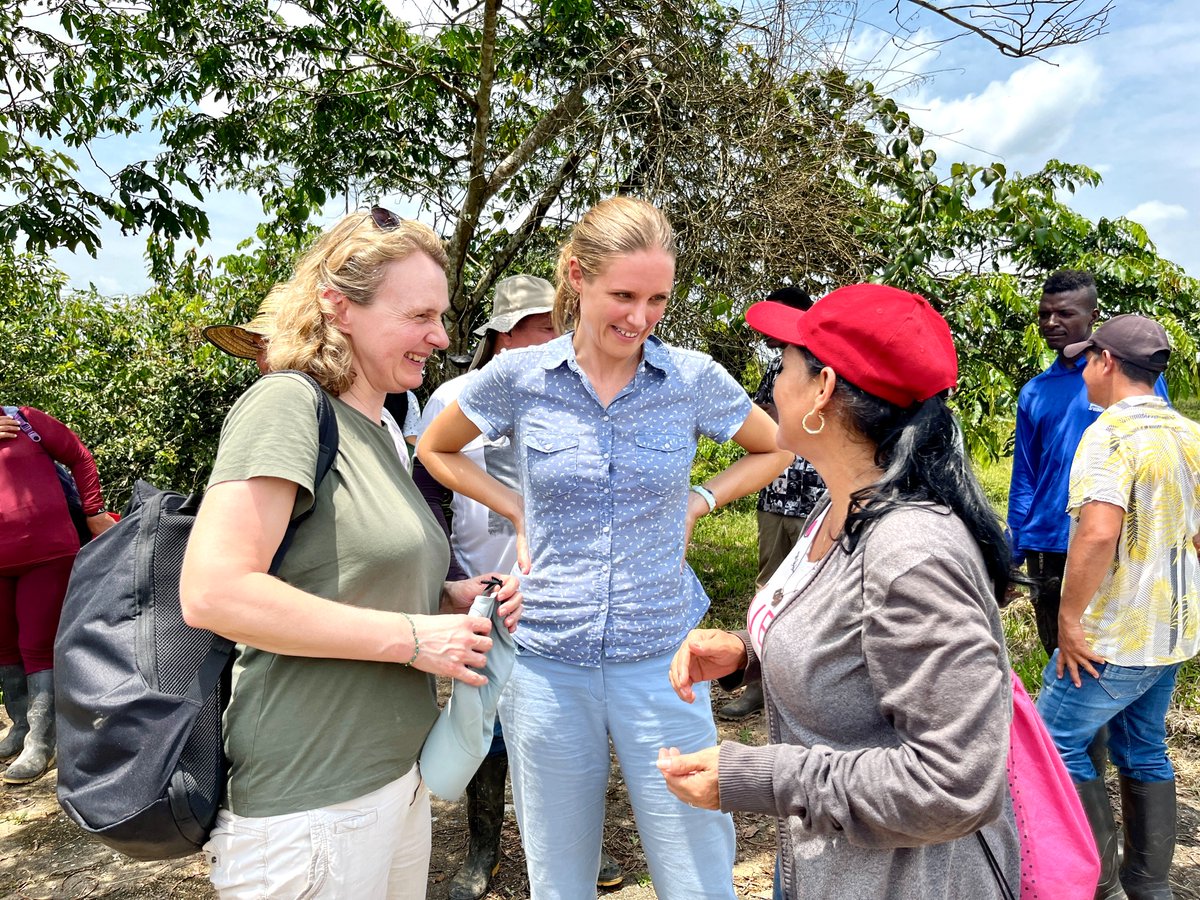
[{"xmin": 180, "ymin": 210, "xmax": 521, "ymax": 900}]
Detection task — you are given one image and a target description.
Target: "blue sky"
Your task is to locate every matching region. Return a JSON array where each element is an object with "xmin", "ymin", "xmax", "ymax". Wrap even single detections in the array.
[{"xmin": 51, "ymin": 0, "xmax": 1199, "ymax": 294}]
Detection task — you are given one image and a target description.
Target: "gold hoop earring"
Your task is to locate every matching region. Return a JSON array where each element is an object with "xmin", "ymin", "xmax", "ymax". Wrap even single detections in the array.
[{"xmin": 802, "ymin": 409, "xmax": 825, "ymax": 435}]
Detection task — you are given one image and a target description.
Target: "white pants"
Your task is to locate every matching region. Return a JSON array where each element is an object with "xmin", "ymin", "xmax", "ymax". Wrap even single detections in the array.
[{"xmin": 205, "ymin": 765, "xmax": 431, "ymax": 899}]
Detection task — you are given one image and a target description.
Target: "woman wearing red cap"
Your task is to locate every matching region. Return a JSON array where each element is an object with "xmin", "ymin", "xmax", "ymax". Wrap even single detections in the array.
[{"xmin": 658, "ymin": 284, "xmax": 1020, "ymax": 899}]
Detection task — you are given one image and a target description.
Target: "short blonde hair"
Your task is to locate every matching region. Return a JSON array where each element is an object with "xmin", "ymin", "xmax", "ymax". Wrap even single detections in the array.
[
  {"xmin": 264, "ymin": 212, "xmax": 449, "ymax": 395},
  {"xmin": 553, "ymin": 197, "xmax": 676, "ymax": 333}
]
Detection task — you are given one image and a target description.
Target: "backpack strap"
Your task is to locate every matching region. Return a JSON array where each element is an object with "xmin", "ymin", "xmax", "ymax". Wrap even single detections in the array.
[
  {"xmin": 3, "ymin": 406, "xmax": 42, "ymax": 443},
  {"xmin": 266, "ymin": 371, "xmax": 340, "ymax": 575},
  {"xmin": 204, "ymin": 372, "xmax": 340, "ymax": 660},
  {"xmin": 976, "ymin": 831, "xmax": 1017, "ymax": 900}
]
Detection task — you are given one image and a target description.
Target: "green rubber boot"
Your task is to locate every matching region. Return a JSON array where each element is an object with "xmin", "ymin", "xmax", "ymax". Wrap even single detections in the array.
[
  {"xmin": 0, "ymin": 665, "xmax": 29, "ymax": 762},
  {"xmin": 3, "ymin": 669, "xmax": 55, "ymax": 785}
]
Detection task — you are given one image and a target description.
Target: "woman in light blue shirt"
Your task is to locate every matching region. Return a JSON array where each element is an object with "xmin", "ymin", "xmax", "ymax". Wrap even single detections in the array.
[{"xmin": 421, "ymin": 196, "xmax": 790, "ymax": 899}]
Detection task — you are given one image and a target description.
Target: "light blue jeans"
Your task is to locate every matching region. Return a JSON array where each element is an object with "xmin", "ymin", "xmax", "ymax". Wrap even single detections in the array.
[
  {"xmin": 497, "ymin": 647, "xmax": 737, "ymax": 900},
  {"xmin": 1038, "ymin": 653, "xmax": 1181, "ymax": 783}
]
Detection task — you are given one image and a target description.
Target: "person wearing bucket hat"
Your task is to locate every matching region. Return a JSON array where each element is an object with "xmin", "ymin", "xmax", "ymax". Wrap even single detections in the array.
[
  {"xmin": 1038, "ymin": 314, "xmax": 1200, "ymax": 900},
  {"xmin": 659, "ymin": 284, "xmax": 1021, "ymax": 899},
  {"xmin": 412, "ymin": 275, "xmax": 625, "ymax": 896},
  {"xmin": 420, "ymin": 197, "xmax": 792, "ymax": 899},
  {"xmin": 467, "ymin": 274, "xmax": 558, "ymax": 371}
]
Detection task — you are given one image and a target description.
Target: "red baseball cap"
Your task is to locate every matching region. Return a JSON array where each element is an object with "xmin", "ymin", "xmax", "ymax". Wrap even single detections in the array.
[{"xmin": 745, "ymin": 283, "xmax": 958, "ymax": 408}]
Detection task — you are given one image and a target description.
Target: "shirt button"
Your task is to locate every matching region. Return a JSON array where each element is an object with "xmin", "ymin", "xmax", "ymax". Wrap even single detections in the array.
[
  {"xmin": 602, "ymin": 526, "xmax": 610, "ymax": 533},
  {"xmin": 602, "ymin": 453, "xmax": 609, "ymax": 460},
  {"xmin": 603, "ymin": 416, "xmax": 610, "ymax": 421}
]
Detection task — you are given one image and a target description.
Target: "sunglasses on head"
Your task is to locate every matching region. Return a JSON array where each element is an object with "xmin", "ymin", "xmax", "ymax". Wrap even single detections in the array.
[{"xmin": 370, "ymin": 206, "xmax": 402, "ymax": 231}]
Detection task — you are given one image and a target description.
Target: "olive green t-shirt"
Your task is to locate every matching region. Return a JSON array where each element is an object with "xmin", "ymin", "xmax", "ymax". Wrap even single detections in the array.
[{"xmin": 208, "ymin": 373, "xmax": 449, "ymax": 817}]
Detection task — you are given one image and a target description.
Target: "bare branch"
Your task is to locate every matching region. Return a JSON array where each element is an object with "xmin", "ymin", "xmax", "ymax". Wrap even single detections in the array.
[{"xmin": 900, "ymin": 0, "xmax": 1112, "ymax": 59}]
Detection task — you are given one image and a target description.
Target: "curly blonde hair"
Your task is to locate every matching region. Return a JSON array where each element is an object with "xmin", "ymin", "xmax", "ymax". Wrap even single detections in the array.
[
  {"xmin": 263, "ymin": 212, "xmax": 449, "ymax": 395},
  {"xmin": 553, "ymin": 197, "xmax": 676, "ymax": 334}
]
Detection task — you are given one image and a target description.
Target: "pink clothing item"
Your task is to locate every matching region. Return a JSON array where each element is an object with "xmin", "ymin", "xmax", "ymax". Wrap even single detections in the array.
[
  {"xmin": 1004, "ymin": 670, "xmax": 1100, "ymax": 899},
  {"xmin": 0, "ymin": 406, "xmax": 105, "ymax": 569}
]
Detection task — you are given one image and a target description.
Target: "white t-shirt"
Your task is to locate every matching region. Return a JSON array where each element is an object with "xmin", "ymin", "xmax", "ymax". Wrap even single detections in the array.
[
  {"xmin": 380, "ymin": 408, "xmax": 411, "ymax": 472},
  {"xmin": 746, "ymin": 506, "xmax": 828, "ymax": 657},
  {"xmin": 379, "ymin": 392, "xmax": 420, "ymax": 472},
  {"xmin": 415, "ymin": 370, "xmax": 519, "ymax": 577},
  {"xmin": 401, "ymin": 391, "xmax": 421, "ymax": 439}
]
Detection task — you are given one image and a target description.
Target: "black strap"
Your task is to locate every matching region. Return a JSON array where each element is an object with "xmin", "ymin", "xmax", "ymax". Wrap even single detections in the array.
[
  {"xmin": 976, "ymin": 831, "xmax": 1017, "ymax": 900},
  {"xmin": 266, "ymin": 371, "xmax": 340, "ymax": 575},
  {"xmin": 202, "ymin": 371, "xmax": 340, "ymax": 661}
]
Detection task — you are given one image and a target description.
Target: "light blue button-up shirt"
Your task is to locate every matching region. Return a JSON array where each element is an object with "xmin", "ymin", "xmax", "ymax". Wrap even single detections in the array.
[{"xmin": 458, "ymin": 334, "xmax": 752, "ymax": 666}]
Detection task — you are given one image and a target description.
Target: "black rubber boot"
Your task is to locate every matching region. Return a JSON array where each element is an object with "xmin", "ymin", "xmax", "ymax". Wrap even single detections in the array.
[
  {"xmin": 1089, "ymin": 725, "xmax": 1111, "ymax": 780},
  {"xmin": 1076, "ymin": 777, "xmax": 1128, "ymax": 900},
  {"xmin": 1119, "ymin": 776, "xmax": 1176, "ymax": 899},
  {"xmin": 3, "ymin": 669, "xmax": 55, "ymax": 785},
  {"xmin": 448, "ymin": 753, "xmax": 508, "ymax": 900},
  {"xmin": 597, "ymin": 849, "xmax": 623, "ymax": 889},
  {"xmin": 0, "ymin": 665, "xmax": 29, "ymax": 762},
  {"xmin": 718, "ymin": 682, "xmax": 764, "ymax": 720}
]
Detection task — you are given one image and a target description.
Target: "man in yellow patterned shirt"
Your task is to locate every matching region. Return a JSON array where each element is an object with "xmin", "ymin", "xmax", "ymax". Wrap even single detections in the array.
[{"xmin": 1038, "ymin": 314, "xmax": 1200, "ymax": 900}]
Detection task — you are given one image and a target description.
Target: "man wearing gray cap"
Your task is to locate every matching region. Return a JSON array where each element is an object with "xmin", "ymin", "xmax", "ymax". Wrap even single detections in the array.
[
  {"xmin": 1038, "ymin": 314, "xmax": 1200, "ymax": 900},
  {"xmin": 414, "ymin": 275, "xmax": 623, "ymax": 898}
]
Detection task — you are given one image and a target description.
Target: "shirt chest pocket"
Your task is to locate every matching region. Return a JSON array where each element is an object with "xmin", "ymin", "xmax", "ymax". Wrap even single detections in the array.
[
  {"xmin": 523, "ymin": 430, "xmax": 580, "ymax": 499},
  {"xmin": 634, "ymin": 430, "xmax": 691, "ymax": 497}
]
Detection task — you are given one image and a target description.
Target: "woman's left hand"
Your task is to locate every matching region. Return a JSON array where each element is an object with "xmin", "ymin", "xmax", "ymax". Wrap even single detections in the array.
[
  {"xmin": 442, "ymin": 573, "xmax": 522, "ymax": 633},
  {"xmin": 657, "ymin": 745, "xmax": 721, "ymax": 810}
]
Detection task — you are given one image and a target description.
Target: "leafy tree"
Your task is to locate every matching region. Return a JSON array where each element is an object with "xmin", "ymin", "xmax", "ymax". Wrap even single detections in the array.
[
  {"xmin": 0, "ymin": 0, "xmax": 1116, "ymax": 346},
  {"xmin": 850, "ymin": 144, "xmax": 1200, "ymax": 458},
  {"xmin": 0, "ymin": 244, "xmax": 257, "ymax": 507}
]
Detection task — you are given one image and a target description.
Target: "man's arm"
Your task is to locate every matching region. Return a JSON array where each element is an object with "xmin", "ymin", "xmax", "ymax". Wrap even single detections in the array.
[
  {"xmin": 1006, "ymin": 402, "xmax": 1037, "ymax": 564},
  {"xmin": 1056, "ymin": 500, "xmax": 1124, "ymax": 686}
]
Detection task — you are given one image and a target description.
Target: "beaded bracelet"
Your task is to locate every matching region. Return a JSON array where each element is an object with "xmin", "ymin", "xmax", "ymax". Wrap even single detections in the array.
[{"xmin": 400, "ymin": 612, "xmax": 420, "ymax": 665}]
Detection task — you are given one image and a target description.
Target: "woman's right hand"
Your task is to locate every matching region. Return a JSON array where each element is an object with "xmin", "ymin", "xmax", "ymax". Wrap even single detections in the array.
[
  {"xmin": 408, "ymin": 613, "xmax": 496, "ymax": 686},
  {"xmin": 669, "ymin": 629, "xmax": 748, "ymax": 703}
]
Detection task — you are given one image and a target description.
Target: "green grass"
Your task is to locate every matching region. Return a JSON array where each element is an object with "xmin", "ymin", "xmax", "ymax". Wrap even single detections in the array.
[{"xmin": 689, "ymin": 506, "xmax": 758, "ymax": 631}]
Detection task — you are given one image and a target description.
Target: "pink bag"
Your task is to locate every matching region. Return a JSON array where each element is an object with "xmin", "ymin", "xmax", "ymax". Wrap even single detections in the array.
[{"xmin": 983, "ymin": 671, "xmax": 1100, "ymax": 899}]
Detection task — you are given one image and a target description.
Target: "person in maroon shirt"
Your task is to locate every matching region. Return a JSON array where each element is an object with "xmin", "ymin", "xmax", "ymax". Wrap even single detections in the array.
[{"xmin": 0, "ymin": 407, "xmax": 115, "ymax": 784}]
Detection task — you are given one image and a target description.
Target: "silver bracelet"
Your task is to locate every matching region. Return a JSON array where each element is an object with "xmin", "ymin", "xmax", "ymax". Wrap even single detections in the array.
[
  {"xmin": 400, "ymin": 612, "xmax": 420, "ymax": 665},
  {"xmin": 690, "ymin": 484, "xmax": 717, "ymax": 513}
]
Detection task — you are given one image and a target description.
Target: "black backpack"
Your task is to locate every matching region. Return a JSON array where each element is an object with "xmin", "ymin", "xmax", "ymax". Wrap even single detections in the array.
[{"xmin": 54, "ymin": 372, "xmax": 339, "ymax": 860}]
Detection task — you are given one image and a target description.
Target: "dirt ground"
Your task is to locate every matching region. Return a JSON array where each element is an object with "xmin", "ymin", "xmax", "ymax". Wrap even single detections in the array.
[{"xmin": 1, "ymin": 685, "xmax": 1198, "ymax": 899}]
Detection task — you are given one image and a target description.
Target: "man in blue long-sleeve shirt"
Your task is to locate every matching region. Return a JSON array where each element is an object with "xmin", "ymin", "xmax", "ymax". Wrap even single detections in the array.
[{"xmin": 1008, "ymin": 270, "xmax": 1169, "ymax": 655}]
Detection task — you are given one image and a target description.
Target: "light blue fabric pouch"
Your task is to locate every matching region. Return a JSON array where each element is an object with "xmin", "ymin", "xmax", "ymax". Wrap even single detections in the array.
[{"xmin": 419, "ymin": 589, "xmax": 516, "ymax": 800}]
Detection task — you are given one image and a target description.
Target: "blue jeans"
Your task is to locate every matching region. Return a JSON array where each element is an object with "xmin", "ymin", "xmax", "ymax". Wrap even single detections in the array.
[
  {"xmin": 1037, "ymin": 652, "xmax": 1180, "ymax": 783},
  {"xmin": 497, "ymin": 647, "xmax": 736, "ymax": 900}
]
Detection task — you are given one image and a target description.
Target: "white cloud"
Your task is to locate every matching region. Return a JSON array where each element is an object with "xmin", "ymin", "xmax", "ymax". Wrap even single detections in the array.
[
  {"xmin": 903, "ymin": 53, "xmax": 1104, "ymax": 165},
  {"xmin": 1125, "ymin": 201, "xmax": 1188, "ymax": 229}
]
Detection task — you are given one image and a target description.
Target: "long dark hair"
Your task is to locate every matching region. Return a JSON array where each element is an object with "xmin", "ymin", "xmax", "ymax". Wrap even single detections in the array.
[{"xmin": 799, "ymin": 347, "xmax": 1012, "ymax": 604}]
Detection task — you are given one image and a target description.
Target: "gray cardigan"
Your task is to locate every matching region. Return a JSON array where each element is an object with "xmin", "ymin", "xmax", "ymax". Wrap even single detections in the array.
[{"xmin": 718, "ymin": 503, "xmax": 1021, "ymax": 899}]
